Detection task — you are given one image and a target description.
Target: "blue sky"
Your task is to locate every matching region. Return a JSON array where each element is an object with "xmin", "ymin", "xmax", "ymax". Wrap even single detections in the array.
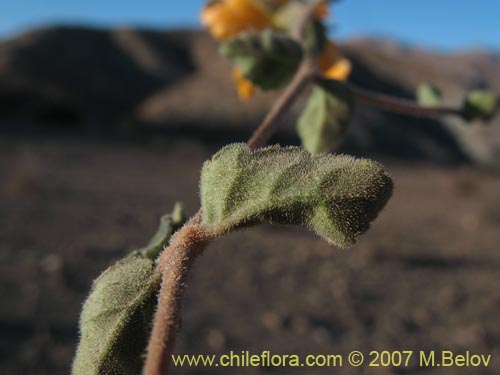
[{"xmin": 1, "ymin": 0, "xmax": 499, "ymax": 51}]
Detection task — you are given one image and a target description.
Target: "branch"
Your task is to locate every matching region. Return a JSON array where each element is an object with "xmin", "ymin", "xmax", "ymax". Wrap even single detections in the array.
[
  {"xmin": 143, "ymin": 4, "xmax": 322, "ymax": 375},
  {"xmin": 348, "ymin": 83, "xmax": 464, "ymax": 118},
  {"xmin": 143, "ymin": 221, "xmax": 214, "ymax": 375},
  {"xmin": 142, "ymin": 57, "xmax": 318, "ymax": 375},
  {"xmin": 247, "ymin": 59, "xmax": 315, "ymax": 149},
  {"xmin": 247, "ymin": 0, "xmax": 324, "ymax": 150}
]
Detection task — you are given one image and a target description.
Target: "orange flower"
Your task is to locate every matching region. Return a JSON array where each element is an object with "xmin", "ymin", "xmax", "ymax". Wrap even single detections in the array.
[
  {"xmin": 232, "ymin": 67, "xmax": 257, "ymax": 100},
  {"xmin": 200, "ymin": 0, "xmax": 271, "ymax": 41},
  {"xmin": 316, "ymin": 41, "xmax": 351, "ymax": 80}
]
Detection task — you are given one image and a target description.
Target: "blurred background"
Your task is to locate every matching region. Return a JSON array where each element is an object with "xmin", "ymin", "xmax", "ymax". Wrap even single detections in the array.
[{"xmin": 1, "ymin": 1, "xmax": 500, "ymax": 374}]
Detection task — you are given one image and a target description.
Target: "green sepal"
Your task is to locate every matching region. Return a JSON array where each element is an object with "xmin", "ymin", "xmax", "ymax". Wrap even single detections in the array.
[
  {"xmin": 297, "ymin": 79, "xmax": 354, "ymax": 154},
  {"xmin": 72, "ymin": 204, "xmax": 186, "ymax": 375},
  {"xmin": 200, "ymin": 144, "xmax": 392, "ymax": 248},
  {"xmin": 462, "ymin": 90, "xmax": 499, "ymax": 122},
  {"xmin": 220, "ymin": 29, "xmax": 303, "ymax": 90},
  {"xmin": 416, "ymin": 82, "xmax": 442, "ymax": 107}
]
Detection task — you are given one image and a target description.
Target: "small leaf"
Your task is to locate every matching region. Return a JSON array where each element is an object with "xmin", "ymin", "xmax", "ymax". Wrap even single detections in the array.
[
  {"xmin": 200, "ymin": 144, "xmax": 392, "ymax": 248},
  {"xmin": 297, "ymin": 79, "xmax": 354, "ymax": 154},
  {"xmin": 220, "ymin": 29, "xmax": 303, "ymax": 90},
  {"xmin": 273, "ymin": 1, "xmax": 327, "ymax": 56},
  {"xmin": 462, "ymin": 90, "xmax": 499, "ymax": 122},
  {"xmin": 72, "ymin": 204, "xmax": 186, "ymax": 375},
  {"xmin": 302, "ymin": 20, "xmax": 327, "ymax": 57},
  {"xmin": 416, "ymin": 83, "xmax": 442, "ymax": 107},
  {"xmin": 134, "ymin": 202, "xmax": 186, "ymax": 259}
]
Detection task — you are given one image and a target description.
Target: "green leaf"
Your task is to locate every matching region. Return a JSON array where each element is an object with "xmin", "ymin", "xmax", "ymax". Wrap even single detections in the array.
[
  {"xmin": 302, "ymin": 20, "xmax": 328, "ymax": 57},
  {"xmin": 200, "ymin": 144, "xmax": 392, "ymax": 248},
  {"xmin": 220, "ymin": 29, "xmax": 303, "ymax": 90},
  {"xmin": 72, "ymin": 255, "xmax": 160, "ymax": 375},
  {"xmin": 72, "ymin": 204, "xmax": 186, "ymax": 375},
  {"xmin": 133, "ymin": 202, "xmax": 186, "ymax": 259},
  {"xmin": 416, "ymin": 83, "xmax": 442, "ymax": 107},
  {"xmin": 462, "ymin": 90, "xmax": 499, "ymax": 121},
  {"xmin": 273, "ymin": 1, "xmax": 327, "ymax": 56},
  {"xmin": 297, "ymin": 79, "xmax": 354, "ymax": 154}
]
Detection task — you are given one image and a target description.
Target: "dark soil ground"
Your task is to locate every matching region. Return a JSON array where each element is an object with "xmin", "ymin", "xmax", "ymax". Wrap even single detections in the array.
[{"xmin": 1, "ymin": 133, "xmax": 500, "ymax": 374}]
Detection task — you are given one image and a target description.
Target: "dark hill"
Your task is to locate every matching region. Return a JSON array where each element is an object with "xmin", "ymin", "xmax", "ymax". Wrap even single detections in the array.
[{"xmin": 0, "ymin": 26, "xmax": 499, "ymax": 164}]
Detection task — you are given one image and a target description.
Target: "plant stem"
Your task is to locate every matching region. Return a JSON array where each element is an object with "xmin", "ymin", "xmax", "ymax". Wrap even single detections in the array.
[
  {"xmin": 143, "ymin": 221, "xmax": 213, "ymax": 375},
  {"xmin": 143, "ymin": 4, "xmax": 321, "ymax": 375},
  {"xmin": 348, "ymin": 83, "xmax": 464, "ymax": 118},
  {"xmin": 143, "ymin": 30, "xmax": 467, "ymax": 375},
  {"xmin": 144, "ymin": 59, "xmax": 317, "ymax": 375},
  {"xmin": 247, "ymin": 0, "xmax": 323, "ymax": 149},
  {"xmin": 247, "ymin": 59, "xmax": 315, "ymax": 149}
]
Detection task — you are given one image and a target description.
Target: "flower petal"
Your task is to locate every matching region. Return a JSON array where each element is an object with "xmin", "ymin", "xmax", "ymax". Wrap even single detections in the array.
[
  {"xmin": 324, "ymin": 58, "xmax": 352, "ymax": 81},
  {"xmin": 232, "ymin": 67, "xmax": 256, "ymax": 100},
  {"xmin": 201, "ymin": 0, "xmax": 270, "ymax": 40},
  {"xmin": 316, "ymin": 41, "xmax": 351, "ymax": 81}
]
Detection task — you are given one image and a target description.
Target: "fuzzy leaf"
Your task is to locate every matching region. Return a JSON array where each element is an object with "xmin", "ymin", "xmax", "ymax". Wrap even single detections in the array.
[
  {"xmin": 72, "ymin": 256, "xmax": 160, "ymax": 375},
  {"xmin": 72, "ymin": 205, "xmax": 185, "ymax": 375},
  {"xmin": 417, "ymin": 83, "xmax": 442, "ymax": 107},
  {"xmin": 220, "ymin": 29, "xmax": 303, "ymax": 90},
  {"xmin": 297, "ymin": 80, "xmax": 354, "ymax": 154},
  {"xmin": 200, "ymin": 144, "xmax": 392, "ymax": 247},
  {"xmin": 462, "ymin": 90, "xmax": 499, "ymax": 121}
]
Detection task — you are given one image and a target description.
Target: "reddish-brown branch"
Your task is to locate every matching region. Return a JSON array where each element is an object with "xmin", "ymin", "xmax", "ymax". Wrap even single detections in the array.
[
  {"xmin": 247, "ymin": 59, "xmax": 315, "ymax": 149},
  {"xmin": 143, "ymin": 10, "xmax": 321, "ymax": 374},
  {"xmin": 142, "ymin": 222, "xmax": 213, "ymax": 375},
  {"xmin": 348, "ymin": 84, "xmax": 464, "ymax": 118},
  {"xmin": 247, "ymin": 0, "xmax": 324, "ymax": 150}
]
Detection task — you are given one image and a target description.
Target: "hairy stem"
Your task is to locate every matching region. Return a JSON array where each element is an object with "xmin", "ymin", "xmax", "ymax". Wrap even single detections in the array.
[
  {"xmin": 348, "ymin": 83, "xmax": 464, "ymax": 118},
  {"xmin": 143, "ymin": 4, "xmax": 321, "ymax": 375},
  {"xmin": 144, "ymin": 60, "xmax": 315, "ymax": 375},
  {"xmin": 143, "ymin": 222, "xmax": 213, "ymax": 375},
  {"xmin": 248, "ymin": 59, "xmax": 315, "ymax": 149},
  {"xmin": 145, "ymin": 56, "xmax": 318, "ymax": 374},
  {"xmin": 144, "ymin": 58, "xmax": 317, "ymax": 372},
  {"xmin": 247, "ymin": 0, "xmax": 323, "ymax": 150}
]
